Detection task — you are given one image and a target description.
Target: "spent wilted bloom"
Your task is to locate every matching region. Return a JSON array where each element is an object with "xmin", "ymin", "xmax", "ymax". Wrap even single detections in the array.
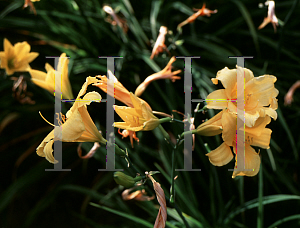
[
  {"xmin": 37, "ymin": 77, "xmax": 106, "ymax": 164},
  {"xmin": 135, "ymin": 57, "xmax": 181, "ymax": 96},
  {"xmin": 103, "ymin": 5, "xmax": 128, "ymax": 33},
  {"xmin": 23, "ymin": 0, "xmax": 40, "ymax": 14},
  {"xmin": 258, "ymin": 0, "xmax": 279, "ymax": 32},
  {"xmin": 150, "ymin": 26, "xmax": 168, "ymax": 59},
  {"xmin": 30, "ymin": 53, "xmax": 74, "ymax": 100},
  {"xmin": 177, "ymin": 3, "xmax": 217, "ymax": 31},
  {"xmin": 206, "ymin": 66, "xmax": 278, "ymax": 127},
  {"xmin": 284, "ymin": 80, "xmax": 300, "ymax": 106},
  {"xmin": 114, "ymin": 92, "xmax": 160, "ymax": 131},
  {"xmin": 147, "ymin": 174, "xmax": 167, "ymax": 228},
  {"xmin": 196, "ymin": 109, "xmax": 272, "ymax": 178},
  {"xmin": 0, "ymin": 38, "xmax": 38, "ymax": 76}
]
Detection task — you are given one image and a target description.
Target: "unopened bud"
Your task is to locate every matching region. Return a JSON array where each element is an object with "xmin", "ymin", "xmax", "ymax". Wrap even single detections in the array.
[{"xmin": 114, "ymin": 172, "xmax": 142, "ymax": 188}]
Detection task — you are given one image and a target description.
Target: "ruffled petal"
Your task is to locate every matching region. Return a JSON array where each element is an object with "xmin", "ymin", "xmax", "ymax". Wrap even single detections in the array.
[
  {"xmin": 215, "ymin": 67, "xmax": 237, "ymax": 97},
  {"xmin": 62, "ymin": 108, "xmax": 86, "ymax": 141},
  {"xmin": 44, "ymin": 139, "xmax": 58, "ymax": 164},
  {"xmin": 36, "ymin": 130, "xmax": 54, "ymax": 158},
  {"xmin": 251, "ymin": 128, "xmax": 272, "ymax": 149},
  {"xmin": 206, "ymin": 142, "xmax": 233, "ymax": 166},
  {"xmin": 222, "ymin": 110, "xmax": 236, "ymax": 146},
  {"xmin": 206, "ymin": 89, "xmax": 228, "ymax": 109},
  {"xmin": 232, "ymin": 145, "xmax": 261, "ymax": 178}
]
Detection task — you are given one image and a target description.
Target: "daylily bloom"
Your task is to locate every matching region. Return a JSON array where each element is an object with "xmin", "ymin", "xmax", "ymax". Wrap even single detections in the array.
[
  {"xmin": 150, "ymin": 26, "xmax": 168, "ymax": 59},
  {"xmin": 206, "ymin": 66, "xmax": 278, "ymax": 127},
  {"xmin": 23, "ymin": 0, "xmax": 40, "ymax": 14},
  {"xmin": 30, "ymin": 53, "xmax": 74, "ymax": 100},
  {"xmin": 36, "ymin": 77, "xmax": 106, "ymax": 164},
  {"xmin": 93, "ymin": 71, "xmax": 152, "ymax": 147},
  {"xmin": 177, "ymin": 3, "xmax": 217, "ymax": 30},
  {"xmin": 0, "ymin": 38, "xmax": 39, "ymax": 75},
  {"xmin": 196, "ymin": 109, "xmax": 272, "ymax": 178},
  {"xmin": 114, "ymin": 92, "xmax": 160, "ymax": 131},
  {"xmin": 135, "ymin": 57, "xmax": 181, "ymax": 96},
  {"xmin": 258, "ymin": 1, "xmax": 279, "ymax": 33}
]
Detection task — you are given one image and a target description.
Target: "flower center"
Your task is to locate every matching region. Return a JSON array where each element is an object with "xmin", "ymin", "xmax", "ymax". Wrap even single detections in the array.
[
  {"xmin": 56, "ymin": 113, "xmax": 67, "ymax": 126},
  {"xmin": 8, "ymin": 59, "xmax": 14, "ymax": 69}
]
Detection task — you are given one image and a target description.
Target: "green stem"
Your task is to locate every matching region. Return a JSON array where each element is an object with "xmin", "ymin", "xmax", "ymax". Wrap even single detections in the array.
[{"xmin": 124, "ymin": 153, "xmax": 142, "ymax": 175}]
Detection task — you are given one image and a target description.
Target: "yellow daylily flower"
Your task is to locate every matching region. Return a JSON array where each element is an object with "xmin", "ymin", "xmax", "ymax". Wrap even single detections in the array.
[
  {"xmin": 114, "ymin": 92, "xmax": 160, "ymax": 131},
  {"xmin": 196, "ymin": 110, "xmax": 272, "ymax": 178},
  {"xmin": 135, "ymin": 57, "xmax": 181, "ymax": 97},
  {"xmin": 196, "ymin": 109, "xmax": 272, "ymax": 178},
  {"xmin": 0, "ymin": 38, "xmax": 39, "ymax": 75},
  {"xmin": 206, "ymin": 66, "xmax": 278, "ymax": 127},
  {"xmin": 30, "ymin": 53, "xmax": 74, "ymax": 100},
  {"xmin": 37, "ymin": 76, "xmax": 106, "ymax": 164}
]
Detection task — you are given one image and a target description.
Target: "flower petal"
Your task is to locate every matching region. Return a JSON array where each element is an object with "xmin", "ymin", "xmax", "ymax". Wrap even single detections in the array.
[
  {"xmin": 215, "ymin": 67, "xmax": 237, "ymax": 97},
  {"xmin": 62, "ymin": 108, "xmax": 86, "ymax": 141},
  {"xmin": 232, "ymin": 145, "xmax": 260, "ymax": 178},
  {"xmin": 251, "ymin": 128, "xmax": 272, "ymax": 149},
  {"xmin": 206, "ymin": 142, "xmax": 233, "ymax": 166},
  {"xmin": 222, "ymin": 110, "xmax": 236, "ymax": 146},
  {"xmin": 206, "ymin": 89, "xmax": 228, "ymax": 109}
]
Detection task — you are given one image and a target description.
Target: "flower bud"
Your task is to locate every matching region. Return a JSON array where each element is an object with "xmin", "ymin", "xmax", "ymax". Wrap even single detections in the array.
[{"xmin": 114, "ymin": 172, "xmax": 139, "ymax": 188}]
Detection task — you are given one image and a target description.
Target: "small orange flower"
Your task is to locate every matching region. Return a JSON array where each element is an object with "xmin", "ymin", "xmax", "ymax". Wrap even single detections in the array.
[
  {"xmin": 177, "ymin": 3, "xmax": 217, "ymax": 30},
  {"xmin": 258, "ymin": 1, "xmax": 279, "ymax": 32},
  {"xmin": 0, "ymin": 38, "xmax": 38, "ymax": 75},
  {"xmin": 118, "ymin": 129, "xmax": 139, "ymax": 148},
  {"xmin": 135, "ymin": 57, "xmax": 181, "ymax": 96},
  {"xmin": 150, "ymin": 26, "xmax": 168, "ymax": 59}
]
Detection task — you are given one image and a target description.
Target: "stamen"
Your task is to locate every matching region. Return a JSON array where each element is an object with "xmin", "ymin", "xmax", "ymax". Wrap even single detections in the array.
[{"xmin": 39, "ymin": 111, "xmax": 55, "ymax": 127}]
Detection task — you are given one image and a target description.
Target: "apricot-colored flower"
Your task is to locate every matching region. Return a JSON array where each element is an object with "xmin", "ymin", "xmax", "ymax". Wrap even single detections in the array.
[
  {"xmin": 196, "ymin": 110, "xmax": 272, "ymax": 178},
  {"xmin": 114, "ymin": 93, "xmax": 160, "ymax": 131},
  {"xmin": 206, "ymin": 66, "xmax": 278, "ymax": 127},
  {"xmin": 0, "ymin": 38, "xmax": 38, "ymax": 75},
  {"xmin": 30, "ymin": 53, "xmax": 74, "ymax": 100},
  {"xmin": 37, "ymin": 77, "xmax": 106, "ymax": 164},
  {"xmin": 150, "ymin": 26, "xmax": 168, "ymax": 59},
  {"xmin": 258, "ymin": 1, "xmax": 279, "ymax": 32},
  {"xmin": 177, "ymin": 3, "xmax": 217, "ymax": 30},
  {"xmin": 135, "ymin": 57, "xmax": 181, "ymax": 97}
]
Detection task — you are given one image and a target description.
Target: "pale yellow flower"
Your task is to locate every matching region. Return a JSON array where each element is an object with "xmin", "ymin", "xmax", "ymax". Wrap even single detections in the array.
[
  {"xmin": 114, "ymin": 92, "xmax": 160, "ymax": 131},
  {"xmin": 0, "ymin": 38, "xmax": 38, "ymax": 75},
  {"xmin": 37, "ymin": 77, "xmax": 106, "ymax": 164},
  {"xmin": 30, "ymin": 53, "xmax": 74, "ymax": 100},
  {"xmin": 135, "ymin": 57, "xmax": 181, "ymax": 97},
  {"xmin": 206, "ymin": 66, "xmax": 278, "ymax": 127},
  {"xmin": 196, "ymin": 109, "xmax": 272, "ymax": 178}
]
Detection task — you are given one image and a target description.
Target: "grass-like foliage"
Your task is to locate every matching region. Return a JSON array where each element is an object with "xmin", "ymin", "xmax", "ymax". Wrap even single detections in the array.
[{"xmin": 0, "ymin": 0, "xmax": 300, "ymax": 227}]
